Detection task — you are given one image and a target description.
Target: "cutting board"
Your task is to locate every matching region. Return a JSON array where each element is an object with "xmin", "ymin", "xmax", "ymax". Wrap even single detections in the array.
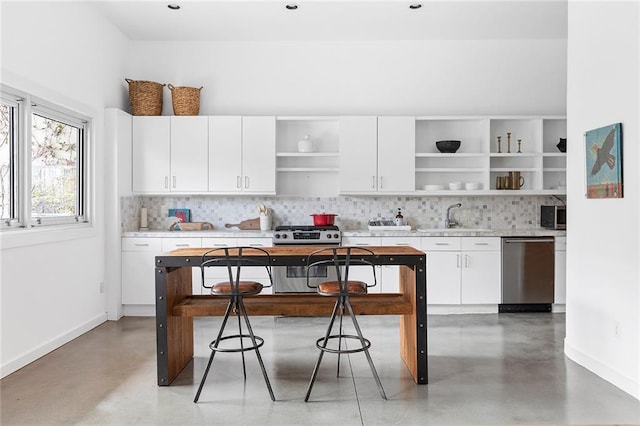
[
  {"xmin": 225, "ymin": 217, "xmax": 260, "ymax": 230},
  {"xmin": 169, "ymin": 222, "xmax": 214, "ymax": 231}
]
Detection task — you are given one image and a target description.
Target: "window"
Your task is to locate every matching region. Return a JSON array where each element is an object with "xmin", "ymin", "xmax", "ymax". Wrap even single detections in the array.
[
  {"xmin": 0, "ymin": 98, "xmax": 18, "ymax": 223},
  {"xmin": 1, "ymin": 86, "xmax": 90, "ymax": 230}
]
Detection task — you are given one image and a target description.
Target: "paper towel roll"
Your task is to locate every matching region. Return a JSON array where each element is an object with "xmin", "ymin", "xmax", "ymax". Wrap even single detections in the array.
[{"xmin": 140, "ymin": 207, "xmax": 148, "ymax": 229}]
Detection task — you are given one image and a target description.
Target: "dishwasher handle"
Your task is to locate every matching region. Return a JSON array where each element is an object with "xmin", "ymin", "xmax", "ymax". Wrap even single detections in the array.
[{"xmin": 503, "ymin": 238, "xmax": 555, "ymax": 243}]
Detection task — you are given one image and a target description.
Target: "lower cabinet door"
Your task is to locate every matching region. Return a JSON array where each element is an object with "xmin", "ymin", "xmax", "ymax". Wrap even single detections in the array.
[
  {"xmin": 122, "ymin": 251, "xmax": 158, "ymax": 305},
  {"xmin": 426, "ymin": 251, "xmax": 462, "ymax": 304},
  {"xmin": 460, "ymin": 251, "xmax": 501, "ymax": 304}
]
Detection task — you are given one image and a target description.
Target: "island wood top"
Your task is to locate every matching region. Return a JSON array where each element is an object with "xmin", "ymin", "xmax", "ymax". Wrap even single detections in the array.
[{"xmin": 167, "ymin": 245, "xmax": 425, "ymax": 257}]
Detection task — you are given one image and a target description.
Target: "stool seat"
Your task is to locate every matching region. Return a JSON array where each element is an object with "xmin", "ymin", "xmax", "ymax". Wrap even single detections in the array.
[
  {"xmin": 211, "ymin": 281, "xmax": 263, "ymax": 295},
  {"xmin": 318, "ymin": 280, "xmax": 367, "ymax": 296}
]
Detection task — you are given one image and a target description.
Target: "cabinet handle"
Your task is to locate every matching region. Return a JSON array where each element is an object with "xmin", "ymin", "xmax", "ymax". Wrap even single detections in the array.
[
  {"xmin": 164, "ymin": 176, "xmax": 168, "ymax": 189},
  {"xmin": 245, "ymin": 176, "xmax": 249, "ymax": 188},
  {"xmin": 134, "ymin": 243, "xmax": 149, "ymax": 247},
  {"xmin": 213, "ymin": 244, "xmax": 228, "ymax": 247},
  {"xmin": 172, "ymin": 176, "xmax": 176, "ymax": 188},
  {"xmin": 456, "ymin": 254, "xmax": 461, "ymax": 268},
  {"xmin": 379, "ymin": 176, "xmax": 383, "ymax": 189},
  {"xmin": 372, "ymin": 176, "xmax": 376, "ymax": 189},
  {"xmin": 175, "ymin": 244, "xmax": 190, "ymax": 247},
  {"xmin": 465, "ymin": 254, "xmax": 469, "ymax": 268},
  {"xmin": 435, "ymin": 243, "xmax": 450, "ymax": 246},
  {"xmin": 474, "ymin": 243, "xmax": 489, "ymax": 246},
  {"xmin": 237, "ymin": 176, "xmax": 241, "ymax": 188}
]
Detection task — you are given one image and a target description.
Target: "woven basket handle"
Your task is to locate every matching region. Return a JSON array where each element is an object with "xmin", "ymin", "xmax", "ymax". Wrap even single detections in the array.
[
  {"xmin": 168, "ymin": 83, "xmax": 175, "ymax": 91},
  {"xmin": 125, "ymin": 78, "xmax": 133, "ymax": 84}
]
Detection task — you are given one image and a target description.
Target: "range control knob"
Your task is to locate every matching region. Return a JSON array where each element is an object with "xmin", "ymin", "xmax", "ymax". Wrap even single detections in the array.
[
  {"xmin": 334, "ymin": 234, "xmax": 340, "ymax": 239},
  {"xmin": 327, "ymin": 234, "xmax": 332, "ymax": 239},
  {"xmin": 274, "ymin": 234, "xmax": 281, "ymax": 239},
  {"xmin": 282, "ymin": 234, "xmax": 288, "ymax": 239}
]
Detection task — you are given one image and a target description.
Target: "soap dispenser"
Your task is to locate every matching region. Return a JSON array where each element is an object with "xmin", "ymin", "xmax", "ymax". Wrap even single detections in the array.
[{"xmin": 394, "ymin": 208, "xmax": 404, "ymax": 226}]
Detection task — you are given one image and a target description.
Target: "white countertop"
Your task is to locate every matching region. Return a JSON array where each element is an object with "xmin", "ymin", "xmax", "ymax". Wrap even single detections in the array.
[{"xmin": 123, "ymin": 228, "xmax": 566, "ymax": 238}]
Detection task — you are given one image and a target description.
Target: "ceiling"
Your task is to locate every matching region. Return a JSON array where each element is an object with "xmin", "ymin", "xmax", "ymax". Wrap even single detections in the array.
[{"xmin": 87, "ymin": 0, "xmax": 568, "ymax": 42}]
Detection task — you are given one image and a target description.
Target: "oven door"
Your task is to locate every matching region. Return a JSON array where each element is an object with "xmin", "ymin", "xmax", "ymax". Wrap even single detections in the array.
[{"xmin": 273, "ymin": 264, "xmax": 337, "ymax": 293}]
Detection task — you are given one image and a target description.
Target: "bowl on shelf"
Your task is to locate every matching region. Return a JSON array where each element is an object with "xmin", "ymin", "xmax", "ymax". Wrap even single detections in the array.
[
  {"xmin": 436, "ymin": 140, "xmax": 461, "ymax": 153},
  {"xmin": 464, "ymin": 182, "xmax": 482, "ymax": 190},
  {"xmin": 423, "ymin": 184, "xmax": 445, "ymax": 191},
  {"xmin": 448, "ymin": 182, "xmax": 463, "ymax": 190}
]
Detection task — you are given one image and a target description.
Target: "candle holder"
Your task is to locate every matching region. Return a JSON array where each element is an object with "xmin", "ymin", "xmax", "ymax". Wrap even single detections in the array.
[
  {"xmin": 506, "ymin": 132, "xmax": 512, "ymax": 153},
  {"xmin": 497, "ymin": 136, "xmax": 502, "ymax": 153},
  {"xmin": 517, "ymin": 139, "xmax": 522, "ymax": 153}
]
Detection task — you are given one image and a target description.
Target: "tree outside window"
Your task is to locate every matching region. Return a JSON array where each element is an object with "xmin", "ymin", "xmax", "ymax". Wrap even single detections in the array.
[{"xmin": 31, "ymin": 113, "xmax": 79, "ymax": 218}]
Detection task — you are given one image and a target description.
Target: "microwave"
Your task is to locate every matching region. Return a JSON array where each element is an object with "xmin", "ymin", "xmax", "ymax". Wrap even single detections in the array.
[{"xmin": 540, "ymin": 205, "xmax": 566, "ymax": 230}]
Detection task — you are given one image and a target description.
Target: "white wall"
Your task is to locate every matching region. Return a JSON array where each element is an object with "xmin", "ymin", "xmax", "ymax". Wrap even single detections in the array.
[
  {"xmin": 0, "ymin": 2, "xmax": 128, "ymax": 377},
  {"xmin": 127, "ymin": 39, "xmax": 567, "ymax": 116},
  {"xmin": 565, "ymin": 1, "xmax": 639, "ymax": 399}
]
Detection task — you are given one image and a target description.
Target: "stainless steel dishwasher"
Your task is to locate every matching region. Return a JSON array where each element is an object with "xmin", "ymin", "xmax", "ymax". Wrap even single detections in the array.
[{"xmin": 500, "ymin": 237, "xmax": 555, "ymax": 313}]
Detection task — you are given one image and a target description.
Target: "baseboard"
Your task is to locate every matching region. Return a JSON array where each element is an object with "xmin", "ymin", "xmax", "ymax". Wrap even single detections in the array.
[
  {"xmin": 564, "ymin": 338, "xmax": 640, "ymax": 400},
  {"xmin": 123, "ymin": 304, "xmax": 156, "ymax": 317},
  {"xmin": 1, "ymin": 312, "xmax": 107, "ymax": 379},
  {"xmin": 427, "ymin": 304, "xmax": 499, "ymax": 315}
]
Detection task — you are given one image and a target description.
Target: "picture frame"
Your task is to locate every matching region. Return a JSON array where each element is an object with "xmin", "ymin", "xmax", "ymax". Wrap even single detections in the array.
[
  {"xmin": 585, "ymin": 123, "xmax": 623, "ymax": 199},
  {"xmin": 168, "ymin": 208, "xmax": 191, "ymax": 223}
]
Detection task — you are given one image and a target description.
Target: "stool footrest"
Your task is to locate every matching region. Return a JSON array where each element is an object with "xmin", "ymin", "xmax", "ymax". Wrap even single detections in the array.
[
  {"xmin": 209, "ymin": 334, "xmax": 264, "ymax": 353},
  {"xmin": 316, "ymin": 334, "xmax": 371, "ymax": 354}
]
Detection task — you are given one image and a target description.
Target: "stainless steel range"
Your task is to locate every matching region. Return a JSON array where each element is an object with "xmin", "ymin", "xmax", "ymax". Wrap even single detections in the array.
[{"xmin": 272, "ymin": 225, "xmax": 342, "ymax": 293}]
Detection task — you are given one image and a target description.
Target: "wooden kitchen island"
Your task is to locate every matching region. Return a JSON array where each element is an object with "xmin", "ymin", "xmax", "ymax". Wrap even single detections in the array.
[{"xmin": 154, "ymin": 246, "xmax": 428, "ymax": 386}]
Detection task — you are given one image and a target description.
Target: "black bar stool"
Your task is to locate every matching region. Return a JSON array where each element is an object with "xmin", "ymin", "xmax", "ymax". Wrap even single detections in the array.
[
  {"xmin": 193, "ymin": 246, "xmax": 275, "ymax": 403},
  {"xmin": 304, "ymin": 246, "xmax": 386, "ymax": 401}
]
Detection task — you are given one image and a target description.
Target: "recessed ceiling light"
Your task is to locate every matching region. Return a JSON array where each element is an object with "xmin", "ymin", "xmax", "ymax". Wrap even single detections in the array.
[
  {"xmin": 167, "ymin": 4, "xmax": 181, "ymax": 10},
  {"xmin": 285, "ymin": 4, "xmax": 298, "ymax": 10},
  {"xmin": 409, "ymin": 3, "xmax": 422, "ymax": 9}
]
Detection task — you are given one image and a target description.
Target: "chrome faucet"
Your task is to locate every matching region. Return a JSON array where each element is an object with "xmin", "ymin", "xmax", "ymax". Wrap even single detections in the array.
[{"xmin": 445, "ymin": 203, "xmax": 462, "ymax": 229}]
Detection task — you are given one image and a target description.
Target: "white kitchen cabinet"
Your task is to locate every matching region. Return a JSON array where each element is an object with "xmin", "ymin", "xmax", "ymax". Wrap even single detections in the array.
[
  {"xmin": 460, "ymin": 237, "xmax": 501, "ymax": 304},
  {"xmin": 341, "ymin": 236, "xmax": 383, "ymax": 293},
  {"xmin": 209, "ymin": 116, "xmax": 242, "ymax": 192},
  {"xmin": 208, "ymin": 116, "xmax": 276, "ymax": 193},
  {"xmin": 132, "ymin": 116, "xmax": 208, "ymax": 193},
  {"xmin": 422, "ymin": 237, "xmax": 501, "ymax": 305},
  {"xmin": 339, "ymin": 116, "xmax": 378, "ymax": 192},
  {"xmin": 242, "ymin": 116, "xmax": 276, "ymax": 193},
  {"xmin": 121, "ymin": 237, "xmax": 162, "ymax": 304},
  {"xmin": 132, "ymin": 117, "xmax": 170, "ymax": 193},
  {"xmin": 423, "ymin": 237, "xmax": 462, "ymax": 304},
  {"xmin": 162, "ymin": 238, "xmax": 203, "ymax": 294},
  {"xmin": 377, "ymin": 116, "xmax": 416, "ymax": 192},
  {"xmin": 379, "ymin": 236, "xmax": 422, "ymax": 293},
  {"xmin": 554, "ymin": 236, "xmax": 567, "ymax": 304},
  {"xmin": 339, "ymin": 116, "xmax": 415, "ymax": 193}
]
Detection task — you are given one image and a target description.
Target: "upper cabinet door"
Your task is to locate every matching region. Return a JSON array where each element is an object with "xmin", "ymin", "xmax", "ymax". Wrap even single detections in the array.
[
  {"xmin": 377, "ymin": 116, "xmax": 415, "ymax": 192},
  {"xmin": 170, "ymin": 116, "xmax": 208, "ymax": 192},
  {"xmin": 132, "ymin": 116, "xmax": 171, "ymax": 193},
  {"xmin": 242, "ymin": 116, "xmax": 276, "ymax": 193},
  {"xmin": 339, "ymin": 116, "xmax": 378, "ymax": 193},
  {"xmin": 209, "ymin": 116, "xmax": 242, "ymax": 192}
]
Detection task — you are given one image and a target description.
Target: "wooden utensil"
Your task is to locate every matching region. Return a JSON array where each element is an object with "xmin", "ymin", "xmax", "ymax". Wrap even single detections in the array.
[
  {"xmin": 169, "ymin": 222, "xmax": 214, "ymax": 231},
  {"xmin": 225, "ymin": 217, "xmax": 260, "ymax": 230}
]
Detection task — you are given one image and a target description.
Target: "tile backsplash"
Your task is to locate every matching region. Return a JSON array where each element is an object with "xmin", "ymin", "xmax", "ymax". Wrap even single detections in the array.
[{"xmin": 121, "ymin": 195, "xmax": 565, "ymax": 232}]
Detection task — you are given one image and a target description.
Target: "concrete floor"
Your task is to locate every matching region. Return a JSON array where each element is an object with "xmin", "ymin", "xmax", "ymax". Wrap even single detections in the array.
[{"xmin": 2, "ymin": 313, "xmax": 639, "ymax": 425}]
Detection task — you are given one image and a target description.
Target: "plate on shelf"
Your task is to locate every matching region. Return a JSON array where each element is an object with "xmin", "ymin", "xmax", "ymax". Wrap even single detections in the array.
[{"xmin": 423, "ymin": 184, "xmax": 445, "ymax": 190}]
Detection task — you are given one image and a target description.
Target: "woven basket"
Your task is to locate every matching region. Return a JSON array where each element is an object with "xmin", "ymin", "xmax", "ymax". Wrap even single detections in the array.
[
  {"xmin": 125, "ymin": 78, "xmax": 165, "ymax": 116},
  {"xmin": 168, "ymin": 84, "xmax": 203, "ymax": 116}
]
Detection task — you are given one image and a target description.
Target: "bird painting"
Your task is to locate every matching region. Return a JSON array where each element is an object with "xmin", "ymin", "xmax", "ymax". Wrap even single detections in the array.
[
  {"xmin": 590, "ymin": 127, "xmax": 616, "ymax": 176},
  {"xmin": 585, "ymin": 123, "xmax": 622, "ymax": 199}
]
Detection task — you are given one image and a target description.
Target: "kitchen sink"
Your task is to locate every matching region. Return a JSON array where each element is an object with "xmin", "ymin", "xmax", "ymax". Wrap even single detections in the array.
[{"xmin": 417, "ymin": 228, "xmax": 495, "ymax": 233}]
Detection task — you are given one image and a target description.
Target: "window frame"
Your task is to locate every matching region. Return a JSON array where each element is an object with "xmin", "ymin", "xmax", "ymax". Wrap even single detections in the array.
[
  {"xmin": 0, "ymin": 85, "xmax": 92, "ymax": 232},
  {"xmin": 0, "ymin": 94, "xmax": 21, "ymax": 226}
]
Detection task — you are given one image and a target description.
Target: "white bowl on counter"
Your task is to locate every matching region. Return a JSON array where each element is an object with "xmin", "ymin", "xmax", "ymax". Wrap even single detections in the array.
[
  {"xmin": 423, "ymin": 184, "xmax": 445, "ymax": 191},
  {"xmin": 448, "ymin": 182, "xmax": 463, "ymax": 190},
  {"xmin": 464, "ymin": 182, "xmax": 482, "ymax": 190}
]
